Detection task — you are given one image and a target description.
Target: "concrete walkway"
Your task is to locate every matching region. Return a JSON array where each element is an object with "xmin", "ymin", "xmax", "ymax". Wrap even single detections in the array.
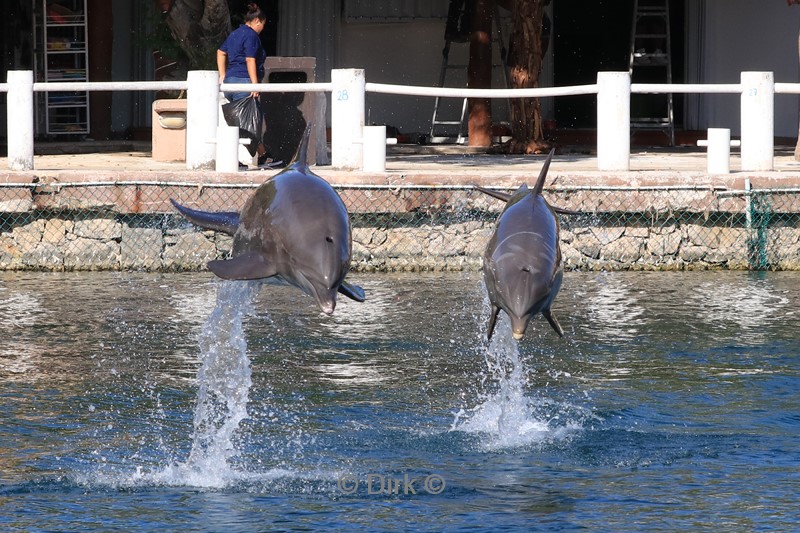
[{"xmin": 4, "ymin": 142, "xmax": 800, "ymax": 189}]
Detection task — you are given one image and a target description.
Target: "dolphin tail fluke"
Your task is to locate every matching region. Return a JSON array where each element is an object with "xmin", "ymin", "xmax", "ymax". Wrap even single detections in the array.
[
  {"xmin": 288, "ymin": 122, "xmax": 314, "ymax": 171},
  {"xmin": 486, "ymin": 305, "xmax": 501, "ymax": 340},
  {"xmin": 475, "ymin": 186, "xmax": 512, "ymax": 203},
  {"xmin": 170, "ymin": 199, "xmax": 240, "ymax": 236},
  {"xmin": 532, "ymin": 148, "xmax": 556, "ymax": 197},
  {"xmin": 338, "ymin": 280, "xmax": 366, "ymax": 302},
  {"xmin": 207, "ymin": 251, "xmax": 277, "ymax": 280},
  {"xmin": 543, "ymin": 309, "xmax": 564, "ymax": 337}
]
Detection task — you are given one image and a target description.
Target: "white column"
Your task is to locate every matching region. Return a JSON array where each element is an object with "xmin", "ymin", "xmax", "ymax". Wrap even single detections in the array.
[
  {"xmin": 186, "ymin": 70, "xmax": 220, "ymax": 170},
  {"xmin": 7, "ymin": 71, "xmax": 34, "ymax": 171},
  {"xmin": 596, "ymin": 72, "xmax": 631, "ymax": 172},
  {"xmin": 331, "ymin": 68, "xmax": 365, "ymax": 170},
  {"xmin": 740, "ymin": 71, "xmax": 774, "ymax": 171}
]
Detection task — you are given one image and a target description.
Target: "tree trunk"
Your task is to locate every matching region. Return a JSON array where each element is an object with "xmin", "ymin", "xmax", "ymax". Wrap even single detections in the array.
[
  {"xmin": 161, "ymin": 0, "xmax": 231, "ymax": 71},
  {"xmin": 506, "ymin": 0, "xmax": 549, "ymax": 154},
  {"xmin": 467, "ymin": 0, "xmax": 494, "ymax": 147}
]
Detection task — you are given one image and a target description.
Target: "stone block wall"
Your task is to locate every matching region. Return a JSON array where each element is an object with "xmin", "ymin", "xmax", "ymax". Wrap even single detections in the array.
[
  {"xmin": 1, "ymin": 185, "xmax": 799, "ymax": 272},
  {"xmin": 0, "ymin": 216, "xmax": 232, "ymax": 272}
]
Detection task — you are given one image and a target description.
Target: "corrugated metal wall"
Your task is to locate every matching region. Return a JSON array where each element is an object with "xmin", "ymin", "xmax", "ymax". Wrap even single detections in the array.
[
  {"xmin": 276, "ymin": 0, "xmax": 336, "ymax": 82},
  {"xmin": 343, "ymin": 0, "xmax": 449, "ymax": 21}
]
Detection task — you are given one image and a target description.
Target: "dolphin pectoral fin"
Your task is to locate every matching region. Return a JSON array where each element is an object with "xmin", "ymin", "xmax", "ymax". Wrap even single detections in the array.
[
  {"xmin": 339, "ymin": 280, "xmax": 366, "ymax": 302},
  {"xmin": 487, "ymin": 305, "xmax": 501, "ymax": 341},
  {"xmin": 207, "ymin": 252, "xmax": 277, "ymax": 280},
  {"xmin": 543, "ymin": 309, "xmax": 565, "ymax": 337}
]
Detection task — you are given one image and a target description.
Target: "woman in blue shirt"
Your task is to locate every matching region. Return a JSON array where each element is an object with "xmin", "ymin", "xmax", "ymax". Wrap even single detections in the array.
[{"xmin": 217, "ymin": 3, "xmax": 269, "ymax": 165}]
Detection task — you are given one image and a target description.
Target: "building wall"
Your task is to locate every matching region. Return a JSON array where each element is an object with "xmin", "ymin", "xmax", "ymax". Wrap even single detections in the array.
[
  {"xmin": 701, "ymin": 1, "xmax": 800, "ymax": 138},
  {"xmin": 339, "ymin": 19, "xmax": 460, "ymax": 135},
  {"xmin": 332, "ymin": 1, "xmax": 800, "ymax": 140},
  {"xmin": 337, "ymin": 16, "xmax": 524, "ymax": 137}
]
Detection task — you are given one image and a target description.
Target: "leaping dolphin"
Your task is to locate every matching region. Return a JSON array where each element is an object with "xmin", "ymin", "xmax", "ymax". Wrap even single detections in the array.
[
  {"xmin": 477, "ymin": 148, "xmax": 572, "ymax": 341},
  {"xmin": 171, "ymin": 123, "xmax": 365, "ymax": 314}
]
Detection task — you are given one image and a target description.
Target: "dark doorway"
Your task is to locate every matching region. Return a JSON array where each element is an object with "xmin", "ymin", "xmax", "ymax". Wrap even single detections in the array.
[
  {"xmin": 553, "ymin": 0, "xmax": 684, "ymax": 131},
  {"xmin": 227, "ymin": 0, "xmax": 279, "ymax": 56},
  {"xmin": 2, "ymin": 1, "xmax": 34, "ymax": 147}
]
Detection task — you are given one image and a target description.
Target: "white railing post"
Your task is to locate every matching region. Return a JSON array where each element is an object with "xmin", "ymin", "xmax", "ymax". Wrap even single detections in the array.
[
  {"xmin": 597, "ymin": 72, "xmax": 631, "ymax": 171},
  {"xmin": 706, "ymin": 128, "xmax": 731, "ymax": 174},
  {"xmin": 7, "ymin": 70, "xmax": 34, "ymax": 171},
  {"xmin": 214, "ymin": 125, "xmax": 240, "ymax": 172},
  {"xmin": 362, "ymin": 125, "xmax": 387, "ymax": 172},
  {"xmin": 697, "ymin": 128, "xmax": 740, "ymax": 174},
  {"xmin": 186, "ymin": 70, "xmax": 219, "ymax": 170},
  {"xmin": 331, "ymin": 68, "xmax": 365, "ymax": 170},
  {"xmin": 740, "ymin": 71, "xmax": 774, "ymax": 171}
]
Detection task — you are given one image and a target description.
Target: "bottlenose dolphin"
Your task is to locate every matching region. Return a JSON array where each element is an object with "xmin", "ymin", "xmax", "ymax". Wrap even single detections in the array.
[
  {"xmin": 477, "ymin": 148, "xmax": 570, "ymax": 341},
  {"xmin": 171, "ymin": 123, "xmax": 365, "ymax": 314}
]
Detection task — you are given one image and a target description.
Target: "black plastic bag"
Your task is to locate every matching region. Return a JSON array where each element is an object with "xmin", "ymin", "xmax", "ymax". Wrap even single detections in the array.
[{"xmin": 221, "ymin": 97, "xmax": 263, "ymax": 157}]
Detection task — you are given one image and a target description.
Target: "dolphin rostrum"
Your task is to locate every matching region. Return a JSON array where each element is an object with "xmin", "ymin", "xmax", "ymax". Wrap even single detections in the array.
[
  {"xmin": 477, "ymin": 148, "xmax": 572, "ymax": 341},
  {"xmin": 171, "ymin": 123, "xmax": 365, "ymax": 314}
]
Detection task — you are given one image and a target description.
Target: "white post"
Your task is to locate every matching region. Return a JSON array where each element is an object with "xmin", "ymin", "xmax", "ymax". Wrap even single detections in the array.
[
  {"xmin": 596, "ymin": 72, "xmax": 631, "ymax": 171},
  {"xmin": 740, "ymin": 71, "xmax": 774, "ymax": 172},
  {"xmin": 186, "ymin": 70, "xmax": 219, "ymax": 170},
  {"xmin": 703, "ymin": 128, "xmax": 732, "ymax": 174},
  {"xmin": 215, "ymin": 125, "xmax": 240, "ymax": 172},
  {"xmin": 362, "ymin": 125, "xmax": 387, "ymax": 172},
  {"xmin": 331, "ymin": 68, "xmax": 365, "ymax": 170},
  {"xmin": 7, "ymin": 70, "xmax": 34, "ymax": 171}
]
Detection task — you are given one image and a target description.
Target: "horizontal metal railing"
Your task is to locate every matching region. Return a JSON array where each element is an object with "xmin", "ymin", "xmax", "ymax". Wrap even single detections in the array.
[{"xmin": 4, "ymin": 69, "xmax": 799, "ymax": 173}]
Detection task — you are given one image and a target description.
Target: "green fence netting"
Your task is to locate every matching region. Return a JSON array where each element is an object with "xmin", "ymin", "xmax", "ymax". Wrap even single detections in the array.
[{"xmin": 1, "ymin": 182, "xmax": 799, "ymax": 272}]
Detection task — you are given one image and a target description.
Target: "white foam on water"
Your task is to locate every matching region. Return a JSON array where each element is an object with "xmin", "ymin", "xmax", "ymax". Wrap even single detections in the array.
[
  {"xmin": 78, "ymin": 464, "xmax": 298, "ymax": 490},
  {"xmin": 451, "ymin": 315, "xmax": 588, "ymax": 450}
]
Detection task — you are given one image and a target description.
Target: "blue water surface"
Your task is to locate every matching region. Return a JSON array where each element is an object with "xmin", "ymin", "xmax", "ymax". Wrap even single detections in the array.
[{"xmin": 0, "ymin": 270, "xmax": 798, "ymax": 531}]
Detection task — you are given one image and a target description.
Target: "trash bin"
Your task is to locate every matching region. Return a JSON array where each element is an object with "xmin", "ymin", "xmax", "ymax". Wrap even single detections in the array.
[
  {"xmin": 261, "ymin": 57, "xmax": 326, "ymax": 165},
  {"xmin": 152, "ymin": 99, "xmax": 187, "ymax": 162}
]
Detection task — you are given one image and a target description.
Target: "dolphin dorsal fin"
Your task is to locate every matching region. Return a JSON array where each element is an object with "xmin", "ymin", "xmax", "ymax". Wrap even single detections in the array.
[
  {"xmin": 288, "ymin": 122, "xmax": 314, "ymax": 172},
  {"xmin": 532, "ymin": 148, "xmax": 555, "ymax": 197}
]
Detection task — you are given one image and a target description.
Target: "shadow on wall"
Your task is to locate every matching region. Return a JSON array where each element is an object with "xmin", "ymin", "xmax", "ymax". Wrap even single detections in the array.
[{"xmin": 261, "ymin": 71, "xmax": 307, "ymax": 164}]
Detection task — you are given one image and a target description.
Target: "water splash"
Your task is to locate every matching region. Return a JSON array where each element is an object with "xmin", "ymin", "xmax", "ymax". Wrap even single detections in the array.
[
  {"xmin": 452, "ymin": 315, "xmax": 588, "ymax": 449},
  {"xmin": 156, "ymin": 280, "xmax": 261, "ymax": 487}
]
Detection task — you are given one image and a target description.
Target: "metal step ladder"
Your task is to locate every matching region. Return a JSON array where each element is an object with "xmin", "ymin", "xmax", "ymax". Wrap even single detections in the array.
[
  {"xmin": 629, "ymin": 0, "xmax": 674, "ymax": 146},
  {"xmin": 428, "ymin": 3, "xmax": 510, "ymax": 144}
]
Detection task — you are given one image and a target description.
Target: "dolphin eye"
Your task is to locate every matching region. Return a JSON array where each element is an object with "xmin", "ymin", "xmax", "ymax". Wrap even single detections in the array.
[
  {"xmin": 522, "ymin": 266, "xmax": 531, "ymax": 273},
  {"xmin": 325, "ymin": 236, "xmax": 334, "ymax": 243}
]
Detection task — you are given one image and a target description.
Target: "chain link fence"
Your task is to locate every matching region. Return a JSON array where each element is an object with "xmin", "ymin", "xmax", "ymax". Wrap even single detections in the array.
[{"xmin": 1, "ymin": 182, "xmax": 799, "ymax": 272}]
